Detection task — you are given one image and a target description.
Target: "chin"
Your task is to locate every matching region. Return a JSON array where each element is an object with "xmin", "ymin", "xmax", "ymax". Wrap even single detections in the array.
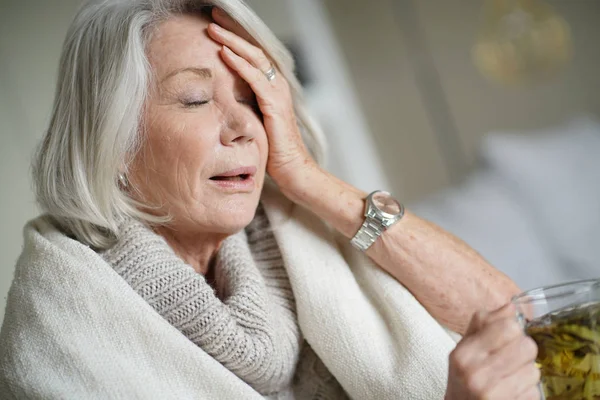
[
  {"xmin": 218, "ymin": 214, "xmax": 256, "ymax": 234},
  {"xmin": 211, "ymin": 197, "xmax": 260, "ymax": 234}
]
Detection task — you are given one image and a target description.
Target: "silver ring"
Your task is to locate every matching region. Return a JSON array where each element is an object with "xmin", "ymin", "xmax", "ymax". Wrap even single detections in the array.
[{"xmin": 264, "ymin": 66, "xmax": 276, "ymax": 82}]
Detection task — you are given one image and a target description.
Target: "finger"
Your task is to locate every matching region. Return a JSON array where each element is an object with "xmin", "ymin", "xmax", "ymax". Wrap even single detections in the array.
[
  {"xmin": 211, "ymin": 7, "xmax": 240, "ymax": 32},
  {"xmin": 469, "ymin": 335, "xmax": 538, "ymax": 392},
  {"xmin": 452, "ymin": 316, "xmax": 525, "ymax": 375},
  {"xmin": 220, "ymin": 46, "xmax": 274, "ymax": 104},
  {"xmin": 465, "ymin": 303, "xmax": 517, "ymax": 336},
  {"xmin": 472, "ymin": 316, "xmax": 525, "ymax": 355},
  {"xmin": 486, "ymin": 363, "xmax": 541, "ymax": 399},
  {"xmin": 208, "ymin": 23, "xmax": 271, "ymax": 72},
  {"xmin": 211, "ymin": 7, "xmax": 256, "ymax": 45},
  {"xmin": 487, "ymin": 335, "xmax": 538, "ymax": 372},
  {"xmin": 487, "ymin": 302, "xmax": 518, "ymax": 321}
]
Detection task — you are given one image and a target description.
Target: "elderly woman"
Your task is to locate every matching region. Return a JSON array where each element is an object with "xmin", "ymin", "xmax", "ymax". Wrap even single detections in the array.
[{"xmin": 0, "ymin": 0, "xmax": 540, "ymax": 399}]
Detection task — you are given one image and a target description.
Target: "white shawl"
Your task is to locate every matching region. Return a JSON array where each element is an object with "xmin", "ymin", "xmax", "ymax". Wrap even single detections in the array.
[{"xmin": 0, "ymin": 188, "xmax": 456, "ymax": 399}]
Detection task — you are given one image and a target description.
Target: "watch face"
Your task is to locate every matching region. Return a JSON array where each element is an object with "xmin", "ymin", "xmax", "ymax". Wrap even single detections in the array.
[{"xmin": 372, "ymin": 191, "xmax": 401, "ymax": 215}]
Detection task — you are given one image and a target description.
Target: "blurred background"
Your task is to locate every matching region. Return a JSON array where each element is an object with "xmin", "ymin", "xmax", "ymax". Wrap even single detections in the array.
[{"xmin": 1, "ymin": 0, "xmax": 599, "ymax": 324}]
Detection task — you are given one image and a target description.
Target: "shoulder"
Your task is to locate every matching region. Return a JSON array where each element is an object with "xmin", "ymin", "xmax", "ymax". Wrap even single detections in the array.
[
  {"xmin": 3, "ymin": 216, "xmax": 137, "ymax": 331},
  {"xmin": 19, "ymin": 215, "xmax": 96, "ymax": 264},
  {"xmin": 0, "ymin": 217, "xmax": 181, "ymax": 397},
  {"xmin": 1, "ymin": 215, "xmax": 142, "ymax": 355},
  {"xmin": 11, "ymin": 216, "xmax": 119, "ymax": 296}
]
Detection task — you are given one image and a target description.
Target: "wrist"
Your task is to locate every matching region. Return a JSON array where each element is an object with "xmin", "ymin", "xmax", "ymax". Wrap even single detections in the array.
[
  {"xmin": 275, "ymin": 160, "xmax": 326, "ymax": 205},
  {"xmin": 282, "ymin": 168, "xmax": 367, "ymax": 239}
]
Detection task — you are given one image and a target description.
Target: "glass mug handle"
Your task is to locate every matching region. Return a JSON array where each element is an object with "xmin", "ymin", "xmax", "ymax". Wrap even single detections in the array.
[{"xmin": 515, "ymin": 307, "xmax": 545, "ymax": 400}]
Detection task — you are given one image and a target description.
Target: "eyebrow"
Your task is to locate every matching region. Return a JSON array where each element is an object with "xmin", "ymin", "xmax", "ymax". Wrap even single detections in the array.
[{"xmin": 160, "ymin": 67, "xmax": 213, "ymax": 83}]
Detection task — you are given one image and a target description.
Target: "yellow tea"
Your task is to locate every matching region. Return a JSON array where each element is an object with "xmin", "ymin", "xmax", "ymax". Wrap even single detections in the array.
[{"xmin": 526, "ymin": 302, "xmax": 600, "ymax": 400}]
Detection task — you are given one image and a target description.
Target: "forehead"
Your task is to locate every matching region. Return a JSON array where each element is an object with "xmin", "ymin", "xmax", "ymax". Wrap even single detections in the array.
[{"xmin": 148, "ymin": 13, "xmax": 222, "ymax": 77}]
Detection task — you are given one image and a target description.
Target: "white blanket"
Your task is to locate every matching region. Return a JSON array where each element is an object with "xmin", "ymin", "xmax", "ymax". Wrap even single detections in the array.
[{"xmin": 0, "ymin": 188, "xmax": 456, "ymax": 399}]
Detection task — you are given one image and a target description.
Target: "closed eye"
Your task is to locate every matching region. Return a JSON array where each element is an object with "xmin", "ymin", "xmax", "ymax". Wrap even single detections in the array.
[{"xmin": 183, "ymin": 100, "xmax": 210, "ymax": 108}]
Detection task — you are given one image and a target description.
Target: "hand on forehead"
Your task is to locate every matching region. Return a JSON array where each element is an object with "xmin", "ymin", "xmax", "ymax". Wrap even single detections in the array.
[{"xmin": 211, "ymin": 7, "xmax": 259, "ymax": 48}]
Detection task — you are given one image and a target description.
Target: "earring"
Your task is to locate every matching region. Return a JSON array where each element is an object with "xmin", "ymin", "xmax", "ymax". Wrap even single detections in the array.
[{"xmin": 118, "ymin": 173, "xmax": 129, "ymax": 188}]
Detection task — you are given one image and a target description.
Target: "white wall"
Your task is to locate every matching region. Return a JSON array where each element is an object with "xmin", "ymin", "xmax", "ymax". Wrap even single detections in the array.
[
  {"xmin": 322, "ymin": 0, "xmax": 600, "ymax": 200},
  {"xmin": 0, "ymin": 0, "xmax": 81, "ymax": 324},
  {"xmin": 416, "ymin": 0, "xmax": 600, "ymax": 163}
]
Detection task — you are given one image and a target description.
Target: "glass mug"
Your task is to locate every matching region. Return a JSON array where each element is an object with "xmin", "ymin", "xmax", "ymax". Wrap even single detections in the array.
[{"xmin": 513, "ymin": 279, "xmax": 600, "ymax": 400}]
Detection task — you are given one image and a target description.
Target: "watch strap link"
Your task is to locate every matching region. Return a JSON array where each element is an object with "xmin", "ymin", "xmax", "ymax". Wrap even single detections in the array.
[{"xmin": 350, "ymin": 218, "xmax": 384, "ymax": 252}]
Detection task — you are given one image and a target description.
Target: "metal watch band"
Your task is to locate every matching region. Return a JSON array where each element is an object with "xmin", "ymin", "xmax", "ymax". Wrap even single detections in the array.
[{"xmin": 350, "ymin": 218, "xmax": 385, "ymax": 252}]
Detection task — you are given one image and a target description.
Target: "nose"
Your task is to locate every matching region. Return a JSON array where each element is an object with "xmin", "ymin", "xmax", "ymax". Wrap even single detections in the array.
[{"xmin": 220, "ymin": 105, "xmax": 256, "ymax": 146}]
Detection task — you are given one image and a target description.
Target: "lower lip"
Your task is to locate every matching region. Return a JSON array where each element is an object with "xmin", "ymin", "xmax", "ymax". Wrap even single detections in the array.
[{"xmin": 209, "ymin": 176, "xmax": 255, "ymax": 192}]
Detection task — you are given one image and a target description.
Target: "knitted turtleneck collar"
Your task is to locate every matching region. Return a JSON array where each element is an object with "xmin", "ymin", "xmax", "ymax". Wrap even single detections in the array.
[{"xmin": 101, "ymin": 206, "xmax": 302, "ymax": 396}]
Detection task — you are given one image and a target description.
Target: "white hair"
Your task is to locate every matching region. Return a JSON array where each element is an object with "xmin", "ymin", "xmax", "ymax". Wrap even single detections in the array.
[{"xmin": 33, "ymin": 0, "xmax": 326, "ymax": 249}]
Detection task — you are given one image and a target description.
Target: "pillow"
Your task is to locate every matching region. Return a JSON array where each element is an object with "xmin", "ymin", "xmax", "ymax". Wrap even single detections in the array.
[{"xmin": 481, "ymin": 116, "xmax": 600, "ymax": 281}]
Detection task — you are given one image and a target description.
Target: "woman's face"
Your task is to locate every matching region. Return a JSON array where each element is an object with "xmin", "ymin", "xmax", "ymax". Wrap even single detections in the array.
[{"xmin": 130, "ymin": 13, "xmax": 268, "ymax": 235}]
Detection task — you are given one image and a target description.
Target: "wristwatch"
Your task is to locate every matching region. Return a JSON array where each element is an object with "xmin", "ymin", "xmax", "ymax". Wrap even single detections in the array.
[{"xmin": 350, "ymin": 190, "xmax": 405, "ymax": 252}]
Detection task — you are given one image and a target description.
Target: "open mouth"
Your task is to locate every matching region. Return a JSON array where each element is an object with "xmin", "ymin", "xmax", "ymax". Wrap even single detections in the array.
[{"xmin": 209, "ymin": 174, "xmax": 251, "ymax": 182}]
